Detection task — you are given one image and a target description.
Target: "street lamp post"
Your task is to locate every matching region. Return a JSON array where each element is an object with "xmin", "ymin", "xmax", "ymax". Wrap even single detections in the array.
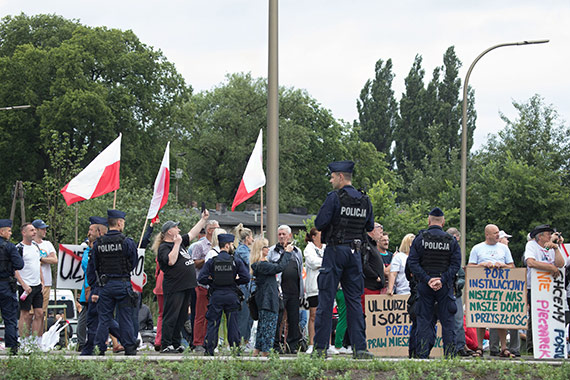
[{"xmin": 460, "ymin": 39, "xmax": 549, "ymax": 266}]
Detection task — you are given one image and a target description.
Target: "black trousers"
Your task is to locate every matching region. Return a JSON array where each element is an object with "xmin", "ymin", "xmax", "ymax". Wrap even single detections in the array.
[
  {"xmin": 274, "ymin": 293, "xmax": 300, "ymax": 351},
  {"xmin": 161, "ymin": 288, "xmax": 192, "ymax": 348}
]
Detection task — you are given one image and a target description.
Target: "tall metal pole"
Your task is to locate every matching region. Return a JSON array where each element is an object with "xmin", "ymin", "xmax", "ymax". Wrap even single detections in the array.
[
  {"xmin": 460, "ymin": 39, "xmax": 549, "ymax": 266},
  {"xmin": 267, "ymin": 0, "xmax": 279, "ymax": 245}
]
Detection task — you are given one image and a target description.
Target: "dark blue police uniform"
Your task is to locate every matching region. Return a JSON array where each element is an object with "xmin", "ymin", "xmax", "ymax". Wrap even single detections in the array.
[
  {"xmin": 407, "ymin": 208, "xmax": 461, "ymax": 358},
  {"xmin": 87, "ymin": 209, "xmax": 138, "ymax": 355},
  {"xmin": 0, "ymin": 219, "xmax": 24, "ymax": 354},
  {"xmin": 198, "ymin": 234, "xmax": 250, "ymax": 356},
  {"xmin": 313, "ymin": 161, "xmax": 375, "ymax": 358},
  {"xmin": 82, "ymin": 216, "xmax": 122, "ymax": 356}
]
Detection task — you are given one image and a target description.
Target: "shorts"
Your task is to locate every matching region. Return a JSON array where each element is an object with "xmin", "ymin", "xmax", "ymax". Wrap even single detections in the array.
[
  {"xmin": 18, "ymin": 284, "xmax": 43, "ymax": 311},
  {"xmin": 307, "ymin": 295, "xmax": 319, "ymax": 308}
]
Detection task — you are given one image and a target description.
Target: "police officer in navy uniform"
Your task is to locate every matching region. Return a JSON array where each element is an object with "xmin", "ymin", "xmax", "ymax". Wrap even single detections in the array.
[
  {"xmin": 0, "ymin": 219, "xmax": 24, "ymax": 355},
  {"xmin": 313, "ymin": 160, "xmax": 375, "ymax": 359},
  {"xmin": 407, "ymin": 207, "xmax": 460, "ymax": 358},
  {"xmin": 87, "ymin": 209, "xmax": 138, "ymax": 355},
  {"xmin": 198, "ymin": 233, "xmax": 250, "ymax": 356},
  {"xmin": 82, "ymin": 216, "xmax": 123, "ymax": 356}
]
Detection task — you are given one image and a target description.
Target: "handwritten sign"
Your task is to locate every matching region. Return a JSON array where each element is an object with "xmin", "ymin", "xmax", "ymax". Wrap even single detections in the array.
[
  {"xmin": 365, "ymin": 294, "xmax": 442, "ymax": 357},
  {"xmin": 530, "ymin": 269, "xmax": 567, "ymax": 359},
  {"xmin": 57, "ymin": 244, "xmax": 147, "ymax": 291},
  {"xmin": 465, "ymin": 267, "xmax": 527, "ymax": 329}
]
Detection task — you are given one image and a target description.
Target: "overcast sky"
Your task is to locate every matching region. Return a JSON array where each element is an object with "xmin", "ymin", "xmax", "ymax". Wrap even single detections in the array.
[{"xmin": 1, "ymin": 0, "xmax": 568, "ymax": 149}]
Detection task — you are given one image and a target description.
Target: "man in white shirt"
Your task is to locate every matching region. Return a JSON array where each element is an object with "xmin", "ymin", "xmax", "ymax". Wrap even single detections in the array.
[
  {"xmin": 32, "ymin": 219, "xmax": 58, "ymax": 329},
  {"xmin": 15, "ymin": 223, "xmax": 44, "ymax": 338},
  {"xmin": 467, "ymin": 224, "xmax": 515, "ymax": 357},
  {"xmin": 523, "ymin": 224, "xmax": 565, "ymax": 354}
]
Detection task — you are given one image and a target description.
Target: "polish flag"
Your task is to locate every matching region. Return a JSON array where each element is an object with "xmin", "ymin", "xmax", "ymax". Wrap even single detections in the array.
[
  {"xmin": 231, "ymin": 129, "xmax": 266, "ymax": 211},
  {"xmin": 60, "ymin": 134, "xmax": 122, "ymax": 206},
  {"xmin": 146, "ymin": 142, "xmax": 170, "ymax": 222}
]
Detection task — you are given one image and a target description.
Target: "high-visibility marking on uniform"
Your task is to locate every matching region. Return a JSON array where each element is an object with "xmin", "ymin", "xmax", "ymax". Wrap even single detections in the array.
[
  {"xmin": 340, "ymin": 206, "xmax": 366, "ymax": 218},
  {"xmin": 422, "ymin": 241, "xmax": 449, "ymax": 250}
]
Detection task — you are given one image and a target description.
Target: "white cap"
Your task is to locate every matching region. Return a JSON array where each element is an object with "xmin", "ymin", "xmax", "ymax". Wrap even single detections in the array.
[{"xmin": 498, "ymin": 230, "xmax": 512, "ymax": 240}]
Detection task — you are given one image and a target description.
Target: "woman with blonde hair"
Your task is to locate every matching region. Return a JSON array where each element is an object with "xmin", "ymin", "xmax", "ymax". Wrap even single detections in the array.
[
  {"xmin": 233, "ymin": 223, "xmax": 254, "ymax": 345},
  {"xmin": 250, "ymin": 237, "xmax": 292, "ymax": 356},
  {"xmin": 387, "ymin": 233, "xmax": 415, "ymax": 295}
]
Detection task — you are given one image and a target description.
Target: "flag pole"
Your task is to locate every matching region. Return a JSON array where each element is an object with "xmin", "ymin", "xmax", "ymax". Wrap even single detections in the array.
[
  {"xmin": 113, "ymin": 190, "xmax": 117, "ymax": 209},
  {"xmin": 138, "ymin": 218, "xmax": 149, "ymax": 249},
  {"xmin": 260, "ymin": 187, "xmax": 264, "ymax": 238}
]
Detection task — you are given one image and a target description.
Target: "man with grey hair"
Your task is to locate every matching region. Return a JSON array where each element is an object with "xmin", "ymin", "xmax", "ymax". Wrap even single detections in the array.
[
  {"xmin": 192, "ymin": 219, "xmax": 220, "ymax": 352},
  {"xmin": 268, "ymin": 225, "xmax": 304, "ymax": 353},
  {"xmin": 523, "ymin": 224, "xmax": 565, "ymax": 354}
]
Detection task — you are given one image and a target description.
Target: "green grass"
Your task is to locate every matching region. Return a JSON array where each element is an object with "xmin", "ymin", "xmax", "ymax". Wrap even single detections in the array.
[{"xmin": 0, "ymin": 354, "xmax": 569, "ymax": 380}]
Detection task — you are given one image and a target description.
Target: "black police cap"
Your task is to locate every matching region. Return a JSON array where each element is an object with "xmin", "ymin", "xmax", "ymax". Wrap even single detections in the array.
[{"xmin": 429, "ymin": 207, "xmax": 444, "ymax": 217}]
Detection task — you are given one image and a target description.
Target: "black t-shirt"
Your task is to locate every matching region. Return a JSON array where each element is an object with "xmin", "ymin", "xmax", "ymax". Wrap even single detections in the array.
[
  {"xmin": 158, "ymin": 234, "xmax": 197, "ymax": 293},
  {"xmin": 281, "ymin": 258, "xmax": 300, "ymax": 296}
]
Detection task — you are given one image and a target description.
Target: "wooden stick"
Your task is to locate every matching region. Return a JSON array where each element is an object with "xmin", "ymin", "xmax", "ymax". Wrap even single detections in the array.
[
  {"xmin": 138, "ymin": 218, "xmax": 149, "ymax": 249},
  {"xmin": 74, "ymin": 204, "xmax": 79, "ymax": 245},
  {"xmin": 113, "ymin": 190, "xmax": 117, "ymax": 209},
  {"xmin": 260, "ymin": 186, "xmax": 264, "ymax": 238}
]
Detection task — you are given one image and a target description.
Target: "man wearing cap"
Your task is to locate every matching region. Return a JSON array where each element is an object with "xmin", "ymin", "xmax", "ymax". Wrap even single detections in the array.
[
  {"xmin": 31, "ymin": 219, "xmax": 58, "ymax": 331},
  {"xmin": 81, "ymin": 216, "xmax": 123, "ymax": 355},
  {"xmin": 313, "ymin": 160, "xmax": 375, "ymax": 359},
  {"xmin": 156, "ymin": 212, "xmax": 209, "ymax": 354},
  {"xmin": 523, "ymin": 224, "xmax": 565, "ymax": 354},
  {"xmin": 87, "ymin": 209, "xmax": 138, "ymax": 355},
  {"xmin": 0, "ymin": 219, "xmax": 24, "ymax": 354},
  {"xmin": 198, "ymin": 233, "xmax": 250, "ymax": 356},
  {"xmin": 15, "ymin": 222, "xmax": 45, "ymax": 340},
  {"xmin": 467, "ymin": 224, "xmax": 515, "ymax": 357},
  {"xmin": 408, "ymin": 207, "xmax": 461, "ymax": 358}
]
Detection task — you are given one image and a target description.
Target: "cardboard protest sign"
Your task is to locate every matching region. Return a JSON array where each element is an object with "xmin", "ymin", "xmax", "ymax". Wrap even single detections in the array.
[
  {"xmin": 530, "ymin": 269, "xmax": 567, "ymax": 359},
  {"xmin": 465, "ymin": 267, "xmax": 527, "ymax": 329},
  {"xmin": 57, "ymin": 244, "xmax": 146, "ymax": 291},
  {"xmin": 57, "ymin": 244, "xmax": 86, "ymax": 290},
  {"xmin": 365, "ymin": 294, "xmax": 442, "ymax": 357}
]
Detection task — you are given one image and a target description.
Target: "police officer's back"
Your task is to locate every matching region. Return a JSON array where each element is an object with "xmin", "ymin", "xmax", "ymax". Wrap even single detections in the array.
[
  {"xmin": 313, "ymin": 160, "xmax": 375, "ymax": 359},
  {"xmin": 87, "ymin": 209, "xmax": 138, "ymax": 355},
  {"xmin": 0, "ymin": 219, "xmax": 24, "ymax": 354},
  {"xmin": 198, "ymin": 233, "xmax": 250, "ymax": 356},
  {"xmin": 407, "ymin": 207, "xmax": 461, "ymax": 358}
]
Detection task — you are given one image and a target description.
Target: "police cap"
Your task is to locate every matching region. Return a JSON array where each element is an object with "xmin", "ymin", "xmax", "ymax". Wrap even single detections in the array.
[
  {"xmin": 530, "ymin": 224, "xmax": 554, "ymax": 239},
  {"xmin": 161, "ymin": 220, "xmax": 180, "ymax": 233},
  {"xmin": 218, "ymin": 233, "xmax": 235, "ymax": 246},
  {"xmin": 0, "ymin": 219, "xmax": 12, "ymax": 228},
  {"xmin": 32, "ymin": 219, "xmax": 49, "ymax": 229},
  {"xmin": 328, "ymin": 160, "xmax": 355, "ymax": 174},
  {"xmin": 107, "ymin": 209, "xmax": 126, "ymax": 219},
  {"xmin": 429, "ymin": 207, "xmax": 444, "ymax": 217},
  {"xmin": 89, "ymin": 216, "xmax": 108, "ymax": 226}
]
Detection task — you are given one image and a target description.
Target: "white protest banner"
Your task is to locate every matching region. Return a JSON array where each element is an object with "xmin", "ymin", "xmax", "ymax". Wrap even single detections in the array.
[
  {"xmin": 57, "ymin": 244, "xmax": 146, "ymax": 291},
  {"xmin": 365, "ymin": 294, "xmax": 443, "ymax": 357},
  {"xmin": 465, "ymin": 267, "xmax": 528, "ymax": 329},
  {"xmin": 530, "ymin": 268, "xmax": 567, "ymax": 359},
  {"xmin": 57, "ymin": 244, "xmax": 86, "ymax": 290}
]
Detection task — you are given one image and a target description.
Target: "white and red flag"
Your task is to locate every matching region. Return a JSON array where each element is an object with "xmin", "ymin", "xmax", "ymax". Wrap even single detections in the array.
[
  {"xmin": 231, "ymin": 129, "xmax": 266, "ymax": 211},
  {"xmin": 60, "ymin": 134, "xmax": 122, "ymax": 206},
  {"xmin": 146, "ymin": 142, "xmax": 170, "ymax": 223}
]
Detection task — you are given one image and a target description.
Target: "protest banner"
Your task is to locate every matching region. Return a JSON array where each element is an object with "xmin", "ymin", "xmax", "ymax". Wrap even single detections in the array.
[
  {"xmin": 530, "ymin": 268, "xmax": 567, "ymax": 359},
  {"xmin": 57, "ymin": 244, "xmax": 146, "ymax": 291},
  {"xmin": 465, "ymin": 267, "xmax": 527, "ymax": 329},
  {"xmin": 365, "ymin": 294, "xmax": 442, "ymax": 357}
]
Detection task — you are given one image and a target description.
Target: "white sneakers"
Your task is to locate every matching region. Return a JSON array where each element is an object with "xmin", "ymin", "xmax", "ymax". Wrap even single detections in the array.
[
  {"xmin": 327, "ymin": 345, "xmax": 339, "ymax": 355},
  {"xmin": 338, "ymin": 346, "xmax": 353, "ymax": 354},
  {"xmin": 306, "ymin": 345, "xmax": 314, "ymax": 354}
]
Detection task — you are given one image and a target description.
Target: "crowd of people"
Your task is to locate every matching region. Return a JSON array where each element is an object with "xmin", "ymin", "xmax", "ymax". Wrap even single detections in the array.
[{"xmin": 1, "ymin": 160, "xmax": 569, "ymax": 359}]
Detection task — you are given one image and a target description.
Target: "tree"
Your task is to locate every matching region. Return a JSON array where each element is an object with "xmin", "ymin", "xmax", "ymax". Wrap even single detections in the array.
[
  {"xmin": 356, "ymin": 58, "xmax": 399, "ymax": 165},
  {"xmin": 0, "ymin": 13, "xmax": 191, "ymax": 215}
]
